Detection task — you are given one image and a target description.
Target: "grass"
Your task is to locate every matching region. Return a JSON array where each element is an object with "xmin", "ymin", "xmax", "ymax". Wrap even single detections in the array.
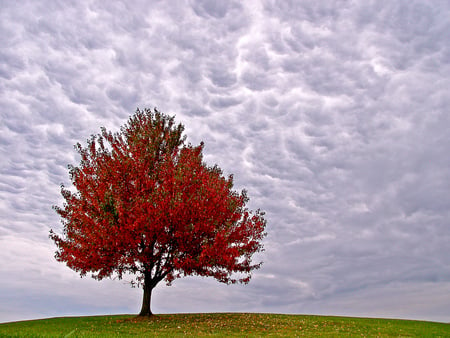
[{"xmin": 0, "ymin": 313, "xmax": 449, "ymax": 337}]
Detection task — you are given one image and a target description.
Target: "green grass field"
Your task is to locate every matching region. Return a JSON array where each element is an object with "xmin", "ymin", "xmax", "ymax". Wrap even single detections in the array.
[{"xmin": 0, "ymin": 313, "xmax": 448, "ymax": 337}]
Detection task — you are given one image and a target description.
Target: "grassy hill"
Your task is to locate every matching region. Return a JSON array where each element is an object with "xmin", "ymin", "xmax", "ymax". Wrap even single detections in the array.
[{"xmin": 0, "ymin": 313, "xmax": 448, "ymax": 337}]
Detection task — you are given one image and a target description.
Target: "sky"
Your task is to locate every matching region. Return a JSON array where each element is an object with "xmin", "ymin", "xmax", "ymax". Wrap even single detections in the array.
[{"xmin": 1, "ymin": 0, "xmax": 449, "ymax": 324}]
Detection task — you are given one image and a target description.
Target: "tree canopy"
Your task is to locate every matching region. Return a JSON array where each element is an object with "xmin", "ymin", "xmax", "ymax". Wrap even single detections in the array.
[{"xmin": 50, "ymin": 108, "xmax": 266, "ymax": 315}]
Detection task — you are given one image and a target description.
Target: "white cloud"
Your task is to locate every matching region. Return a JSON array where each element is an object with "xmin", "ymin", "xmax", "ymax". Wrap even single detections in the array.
[{"xmin": 1, "ymin": 0, "xmax": 449, "ymax": 323}]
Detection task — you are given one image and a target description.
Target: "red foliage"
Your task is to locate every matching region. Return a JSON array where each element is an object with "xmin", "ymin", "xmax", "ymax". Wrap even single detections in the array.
[{"xmin": 50, "ymin": 108, "xmax": 266, "ymax": 309}]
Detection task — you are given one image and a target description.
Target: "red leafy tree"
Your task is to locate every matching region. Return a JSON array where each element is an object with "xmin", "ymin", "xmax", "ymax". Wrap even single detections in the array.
[{"xmin": 50, "ymin": 108, "xmax": 266, "ymax": 316}]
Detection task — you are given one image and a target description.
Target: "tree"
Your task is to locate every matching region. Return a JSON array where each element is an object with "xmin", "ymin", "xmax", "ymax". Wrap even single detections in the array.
[{"xmin": 50, "ymin": 108, "xmax": 266, "ymax": 316}]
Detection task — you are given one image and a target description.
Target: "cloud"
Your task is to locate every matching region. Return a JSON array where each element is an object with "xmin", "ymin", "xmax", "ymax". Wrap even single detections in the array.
[{"xmin": 1, "ymin": 0, "xmax": 449, "ymax": 323}]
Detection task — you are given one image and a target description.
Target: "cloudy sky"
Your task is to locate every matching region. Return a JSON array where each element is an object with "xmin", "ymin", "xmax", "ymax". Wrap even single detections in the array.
[{"xmin": 1, "ymin": 0, "xmax": 449, "ymax": 324}]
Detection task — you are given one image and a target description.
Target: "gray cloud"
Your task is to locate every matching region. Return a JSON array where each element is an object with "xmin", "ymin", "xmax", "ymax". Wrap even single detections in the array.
[{"xmin": 1, "ymin": 0, "xmax": 449, "ymax": 323}]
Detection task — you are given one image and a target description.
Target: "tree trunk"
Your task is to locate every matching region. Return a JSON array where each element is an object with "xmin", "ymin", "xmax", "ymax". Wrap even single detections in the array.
[{"xmin": 139, "ymin": 274, "xmax": 153, "ymax": 316}]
